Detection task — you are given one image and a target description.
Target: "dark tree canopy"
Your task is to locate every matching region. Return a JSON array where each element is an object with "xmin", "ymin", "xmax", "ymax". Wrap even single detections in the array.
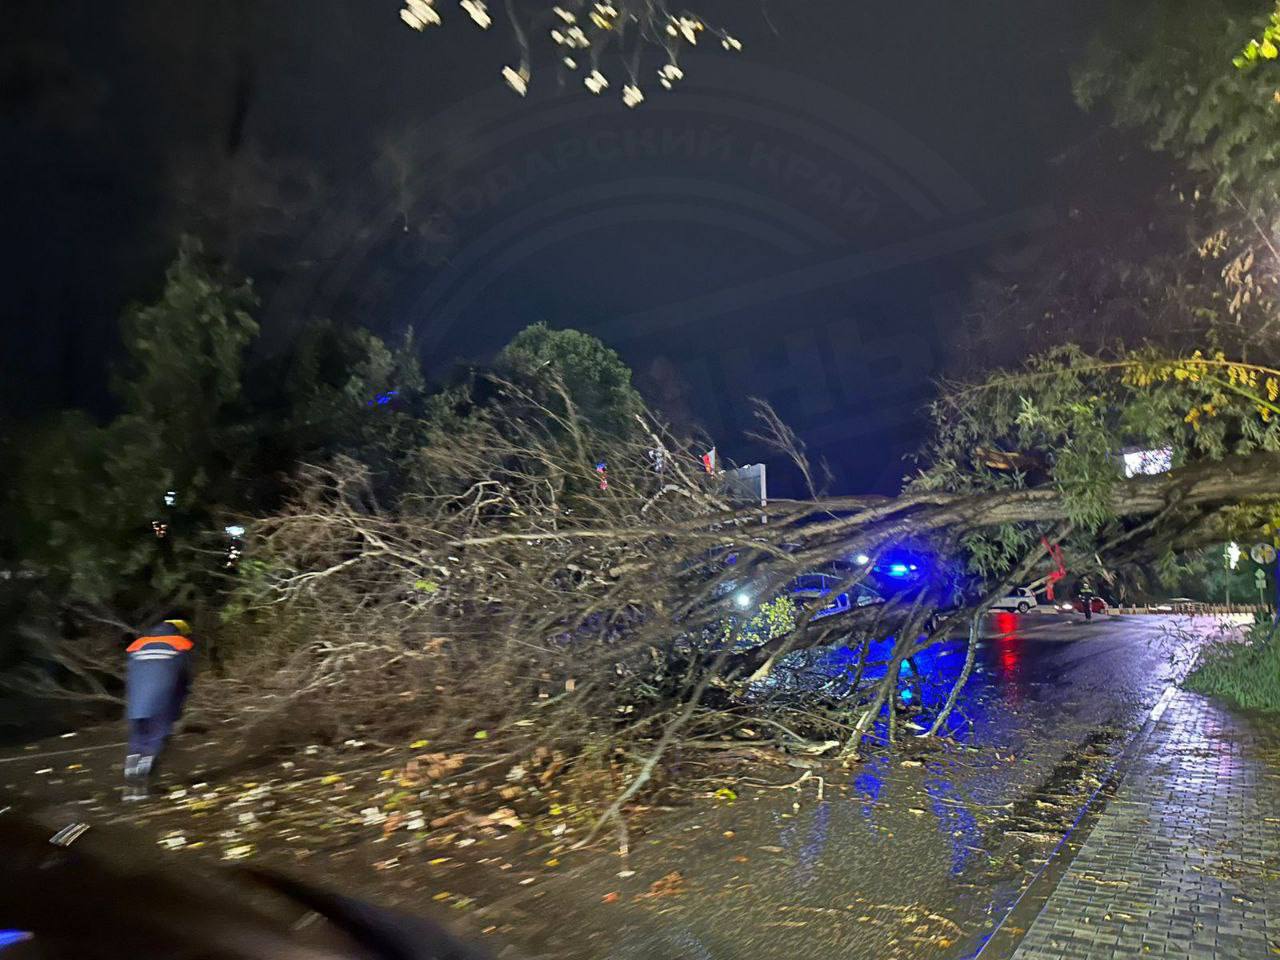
[
  {"xmin": 1074, "ymin": 0, "xmax": 1280, "ymax": 214},
  {"xmin": 1, "ymin": 242, "xmax": 653, "ymax": 633},
  {"xmin": 498, "ymin": 322, "xmax": 644, "ymax": 437}
]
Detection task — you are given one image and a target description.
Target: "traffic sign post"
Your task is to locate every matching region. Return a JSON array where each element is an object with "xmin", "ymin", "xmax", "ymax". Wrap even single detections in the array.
[
  {"xmin": 1245, "ymin": 543, "xmax": 1280, "ymax": 618},
  {"xmin": 723, "ymin": 463, "xmax": 767, "ymax": 509}
]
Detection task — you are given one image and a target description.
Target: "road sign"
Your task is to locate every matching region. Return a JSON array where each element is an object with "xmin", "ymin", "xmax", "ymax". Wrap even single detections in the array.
[
  {"xmin": 723, "ymin": 463, "xmax": 767, "ymax": 508},
  {"xmin": 1257, "ymin": 569, "xmax": 1268, "ymax": 590},
  {"xmin": 1251, "ymin": 543, "xmax": 1277, "ymax": 565}
]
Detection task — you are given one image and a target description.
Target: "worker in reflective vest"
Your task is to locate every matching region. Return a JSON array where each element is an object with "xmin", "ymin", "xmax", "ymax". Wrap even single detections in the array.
[{"xmin": 123, "ymin": 618, "xmax": 194, "ymax": 801}]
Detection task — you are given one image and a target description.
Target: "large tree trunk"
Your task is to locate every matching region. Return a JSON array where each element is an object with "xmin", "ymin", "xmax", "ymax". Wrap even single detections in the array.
[{"xmin": 717, "ymin": 457, "xmax": 1280, "ymax": 677}]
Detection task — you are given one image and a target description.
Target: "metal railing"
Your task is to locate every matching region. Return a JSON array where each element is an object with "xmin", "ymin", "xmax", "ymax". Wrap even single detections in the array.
[{"xmin": 1112, "ymin": 603, "xmax": 1268, "ymax": 616}]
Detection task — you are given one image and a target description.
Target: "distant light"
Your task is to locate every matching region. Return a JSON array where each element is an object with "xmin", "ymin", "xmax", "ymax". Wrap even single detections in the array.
[
  {"xmin": 734, "ymin": 592, "xmax": 752, "ymax": 609},
  {"xmin": 909, "ymin": 564, "xmax": 918, "ymax": 571},
  {"xmin": 855, "ymin": 554, "xmax": 871, "ymax": 565},
  {"xmin": 163, "ymin": 490, "xmax": 176, "ymax": 507},
  {"xmin": 1122, "ymin": 447, "xmax": 1172, "ymax": 478},
  {"xmin": 899, "ymin": 688, "xmax": 913, "ymax": 702},
  {"xmin": 1226, "ymin": 542, "xmax": 1242, "ymax": 570},
  {"xmin": 888, "ymin": 563, "xmax": 910, "ymax": 577},
  {"xmin": 225, "ymin": 525, "xmax": 246, "ymax": 538}
]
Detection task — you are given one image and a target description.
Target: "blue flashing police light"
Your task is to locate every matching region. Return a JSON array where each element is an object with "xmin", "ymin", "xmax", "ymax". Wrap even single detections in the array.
[
  {"xmin": 899, "ymin": 688, "xmax": 913, "ymax": 702},
  {"xmin": 888, "ymin": 563, "xmax": 911, "ymax": 577}
]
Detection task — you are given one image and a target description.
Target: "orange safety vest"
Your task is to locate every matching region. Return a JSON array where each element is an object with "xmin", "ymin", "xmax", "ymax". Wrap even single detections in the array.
[{"xmin": 126, "ymin": 634, "xmax": 194, "ymax": 653}]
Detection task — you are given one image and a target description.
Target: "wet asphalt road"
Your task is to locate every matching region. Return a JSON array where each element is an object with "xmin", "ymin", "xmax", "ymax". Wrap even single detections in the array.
[
  {"xmin": 0, "ymin": 613, "xmax": 1236, "ymax": 960},
  {"xmin": 476, "ymin": 612, "xmax": 1230, "ymax": 960}
]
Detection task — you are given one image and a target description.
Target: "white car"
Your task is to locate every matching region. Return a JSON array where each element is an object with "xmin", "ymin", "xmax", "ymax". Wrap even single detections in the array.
[{"xmin": 990, "ymin": 587, "xmax": 1038, "ymax": 614}]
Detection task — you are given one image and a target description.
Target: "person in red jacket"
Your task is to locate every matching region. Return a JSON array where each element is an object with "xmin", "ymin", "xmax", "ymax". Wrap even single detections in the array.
[{"xmin": 123, "ymin": 618, "xmax": 194, "ymax": 801}]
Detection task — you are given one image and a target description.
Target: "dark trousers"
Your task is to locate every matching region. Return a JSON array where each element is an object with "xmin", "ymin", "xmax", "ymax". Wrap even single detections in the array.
[{"xmin": 127, "ymin": 716, "xmax": 175, "ymax": 760}]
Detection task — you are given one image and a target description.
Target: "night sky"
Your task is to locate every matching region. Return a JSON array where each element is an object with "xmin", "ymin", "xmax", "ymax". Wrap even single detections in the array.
[{"xmin": 2, "ymin": 0, "xmax": 1112, "ymax": 494}]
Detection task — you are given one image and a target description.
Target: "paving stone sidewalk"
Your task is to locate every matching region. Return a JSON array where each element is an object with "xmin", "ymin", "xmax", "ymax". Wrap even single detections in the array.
[{"xmin": 1012, "ymin": 690, "xmax": 1280, "ymax": 959}]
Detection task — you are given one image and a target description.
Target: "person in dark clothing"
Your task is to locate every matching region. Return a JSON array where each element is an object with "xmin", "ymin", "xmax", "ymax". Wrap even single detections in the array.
[
  {"xmin": 124, "ymin": 618, "xmax": 194, "ymax": 801},
  {"xmin": 1079, "ymin": 576, "xmax": 1095, "ymax": 622}
]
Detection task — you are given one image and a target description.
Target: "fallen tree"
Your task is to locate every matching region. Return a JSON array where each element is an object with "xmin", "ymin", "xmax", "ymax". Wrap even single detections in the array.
[{"xmin": 202, "ymin": 346, "xmax": 1280, "ymax": 837}]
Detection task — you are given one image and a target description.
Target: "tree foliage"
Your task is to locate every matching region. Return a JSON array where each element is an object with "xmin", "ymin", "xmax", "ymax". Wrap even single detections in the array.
[
  {"xmin": 202, "ymin": 336, "xmax": 1280, "ymax": 779},
  {"xmin": 396, "ymin": 0, "xmax": 744, "ymax": 104},
  {"xmin": 952, "ymin": 0, "xmax": 1280, "ymax": 385},
  {"xmin": 498, "ymin": 322, "xmax": 644, "ymax": 437},
  {"xmin": 939, "ymin": 0, "xmax": 1280, "ymax": 589},
  {"xmin": 7, "ymin": 240, "xmax": 258, "ymax": 612},
  {"xmin": 919, "ymin": 345, "xmax": 1280, "ymax": 583},
  {"xmin": 2, "ymin": 243, "xmax": 654, "ymax": 636},
  {"xmin": 1074, "ymin": 0, "xmax": 1280, "ymax": 213},
  {"xmin": 244, "ymin": 321, "xmax": 432, "ymax": 505},
  {"xmin": 1234, "ymin": 3, "xmax": 1280, "ymax": 75}
]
